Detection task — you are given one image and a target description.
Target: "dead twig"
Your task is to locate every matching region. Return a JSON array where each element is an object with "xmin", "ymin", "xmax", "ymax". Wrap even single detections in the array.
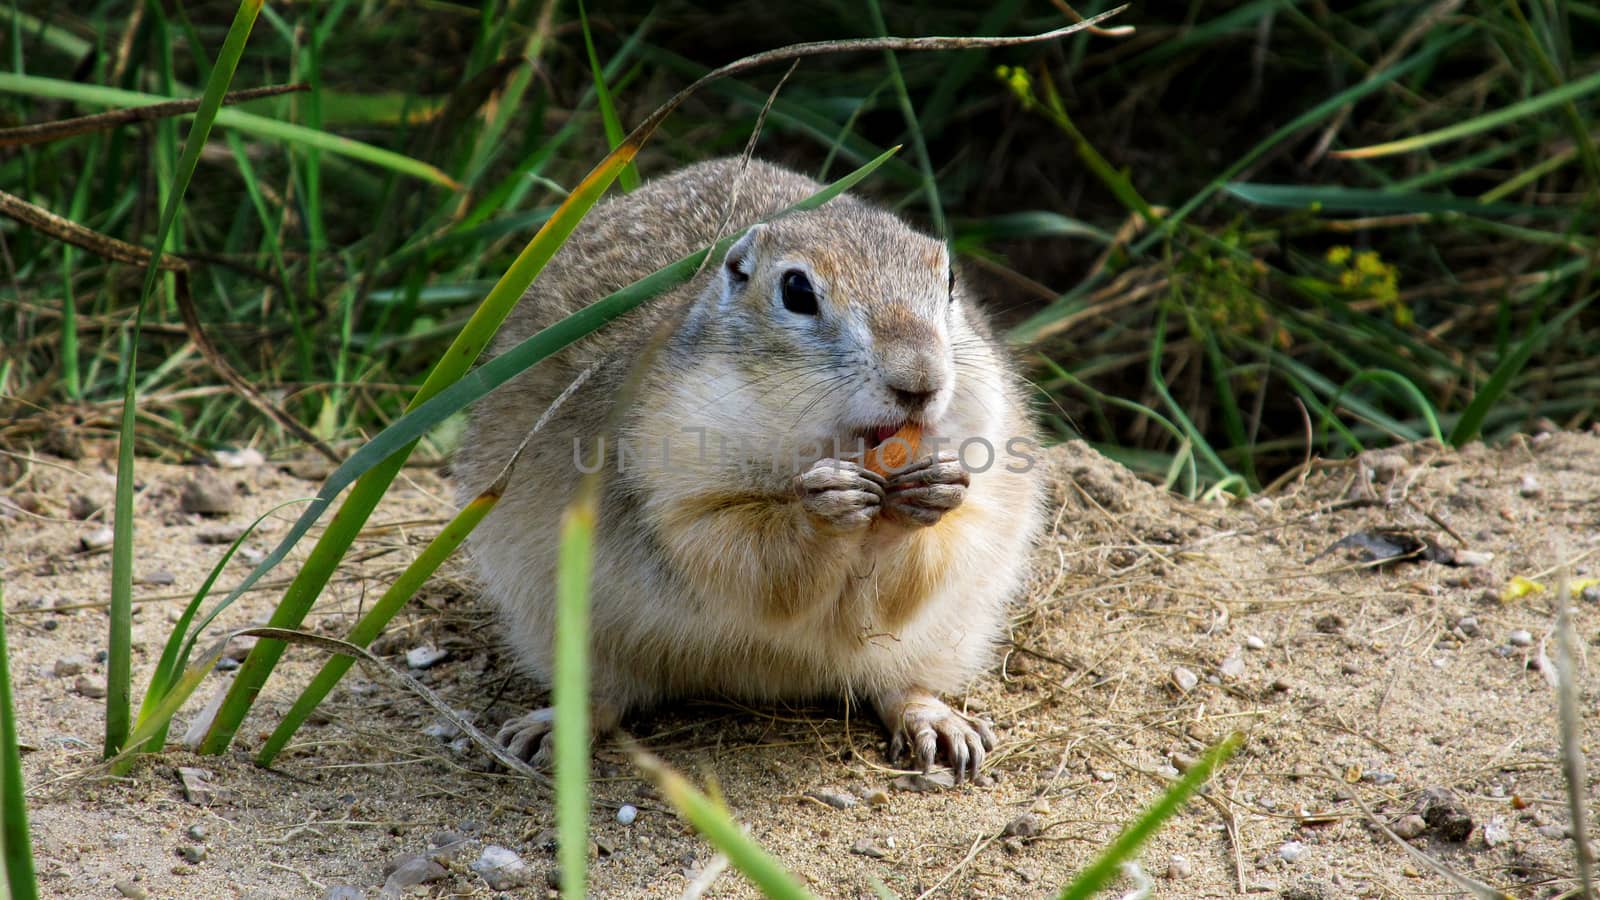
[{"xmin": 0, "ymin": 83, "xmax": 309, "ymax": 148}]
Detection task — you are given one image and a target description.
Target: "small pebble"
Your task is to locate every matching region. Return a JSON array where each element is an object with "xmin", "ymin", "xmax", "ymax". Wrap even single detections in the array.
[
  {"xmin": 803, "ymin": 788, "xmax": 856, "ymax": 810},
  {"xmin": 1218, "ymin": 654, "xmax": 1246, "ymax": 680},
  {"xmin": 196, "ymin": 524, "xmax": 247, "ymax": 545},
  {"xmin": 1170, "ymin": 753, "xmax": 1198, "ymax": 773},
  {"xmin": 137, "ymin": 570, "xmax": 177, "ymax": 587},
  {"xmin": 74, "ymin": 675, "xmax": 107, "ymax": 698},
  {"xmin": 1167, "ymin": 854, "xmax": 1193, "ymax": 879},
  {"xmin": 1518, "ymin": 474, "xmax": 1542, "ymax": 498},
  {"xmin": 177, "ymin": 845, "xmax": 207, "ymax": 864},
  {"xmin": 322, "ymin": 887, "xmax": 363, "ymax": 900},
  {"xmin": 616, "ymin": 804, "xmax": 638, "ymax": 825},
  {"xmin": 1365, "ymin": 452, "xmax": 1409, "ymax": 484},
  {"xmin": 850, "ymin": 837, "xmax": 888, "ymax": 859},
  {"xmin": 1093, "ymin": 770, "xmax": 1115, "ymax": 783},
  {"xmin": 67, "ymin": 494, "xmax": 100, "ymax": 520},
  {"xmin": 214, "ymin": 447, "xmax": 266, "ymax": 469},
  {"xmin": 1245, "ymin": 635, "xmax": 1267, "ymax": 651},
  {"xmin": 1582, "ymin": 585, "xmax": 1600, "ymax": 603},
  {"xmin": 862, "ymin": 788, "xmax": 890, "ymax": 806},
  {"xmin": 406, "ymin": 645, "xmax": 450, "ymax": 669},
  {"xmin": 1278, "ymin": 841, "xmax": 1307, "ymax": 863},
  {"xmin": 114, "ymin": 880, "xmax": 150, "ymax": 899},
  {"xmin": 1453, "ymin": 549, "xmax": 1494, "ymax": 567},
  {"xmin": 383, "ymin": 854, "xmax": 446, "ymax": 891},
  {"xmin": 178, "ymin": 767, "xmax": 216, "ymax": 805},
  {"xmin": 1361, "ymin": 771, "xmax": 1397, "ymax": 786},
  {"xmin": 180, "ymin": 472, "xmax": 238, "ymax": 516},
  {"xmin": 1508, "ymin": 629, "xmax": 1534, "ymax": 647},
  {"xmin": 1003, "ymin": 813, "xmax": 1041, "ymax": 838},
  {"xmin": 1538, "ymin": 824, "xmax": 1569, "ymax": 840},
  {"xmin": 54, "ymin": 655, "xmax": 89, "ymax": 678},
  {"xmin": 1392, "ymin": 814, "xmax": 1427, "ymax": 839},
  {"xmin": 1171, "ymin": 666, "xmax": 1199, "ymax": 694},
  {"xmin": 470, "ymin": 845, "xmax": 531, "ymax": 890},
  {"xmin": 1482, "ymin": 817, "xmax": 1509, "ymax": 847},
  {"xmin": 186, "ymin": 824, "xmax": 209, "ymax": 842},
  {"xmin": 1419, "ymin": 787, "xmax": 1474, "ymax": 842},
  {"xmin": 1456, "ymin": 615, "xmax": 1480, "ymax": 637},
  {"xmin": 892, "ymin": 771, "xmax": 954, "ymax": 792},
  {"xmin": 80, "ymin": 527, "xmax": 115, "ymax": 551},
  {"xmin": 422, "ymin": 720, "xmax": 460, "ymax": 741}
]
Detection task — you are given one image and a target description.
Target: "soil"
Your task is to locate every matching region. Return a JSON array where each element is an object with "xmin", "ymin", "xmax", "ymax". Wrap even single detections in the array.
[{"xmin": 3, "ymin": 432, "xmax": 1598, "ymax": 899}]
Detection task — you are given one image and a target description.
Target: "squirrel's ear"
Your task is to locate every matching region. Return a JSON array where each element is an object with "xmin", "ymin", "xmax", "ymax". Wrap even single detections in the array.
[{"xmin": 721, "ymin": 225, "xmax": 764, "ymax": 291}]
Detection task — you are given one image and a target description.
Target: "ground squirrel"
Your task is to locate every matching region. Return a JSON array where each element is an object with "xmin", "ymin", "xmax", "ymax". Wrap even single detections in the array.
[{"xmin": 453, "ymin": 158, "xmax": 1044, "ymax": 780}]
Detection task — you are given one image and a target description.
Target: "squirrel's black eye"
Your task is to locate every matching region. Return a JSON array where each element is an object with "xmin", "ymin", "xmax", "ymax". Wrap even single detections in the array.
[{"xmin": 781, "ymin": 270, "xmax": 819, "ymax": 316}]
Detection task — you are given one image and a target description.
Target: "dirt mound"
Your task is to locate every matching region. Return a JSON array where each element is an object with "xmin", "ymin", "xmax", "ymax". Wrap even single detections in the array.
[{"xmin": 2, "ymin": 433, "xmax": 1596, "ymax": 897}]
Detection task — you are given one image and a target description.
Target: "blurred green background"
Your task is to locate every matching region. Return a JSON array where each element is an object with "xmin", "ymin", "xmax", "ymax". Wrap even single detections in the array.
[{"xmin": 3, "ymin": 1, "xmax": 1597, "ymax": 493}]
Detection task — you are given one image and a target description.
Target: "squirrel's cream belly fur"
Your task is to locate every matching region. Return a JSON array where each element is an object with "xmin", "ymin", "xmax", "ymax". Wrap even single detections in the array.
[{"xmin": 454, "ymin": 157, "xmax": 1043, "ymax": 776}]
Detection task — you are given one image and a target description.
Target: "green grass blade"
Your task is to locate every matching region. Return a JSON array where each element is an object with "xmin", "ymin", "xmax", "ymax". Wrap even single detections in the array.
[
  {"xmin": 127, "ymin": 499, "xmax": 311, "ymax": 765},
  {"xmin": 106, "ymin": 0, "xmax": 263, "ymax": 759},
  {"xmin": 555, "ymin": 492, "xmax": 597, "ymax": 899},
  {"xmin": 0, "ymin": 584, "xmax": 41, "ymax": 900},
  {"xmin": 0, "ymin": 72, "xmax": 458, "ymax": 189},
  {"xmin": 633, "ymin": 750, "xmax": 816, "ymax": 900},
  {"xmin": 1449, "ymin": 293, "xmax": 1596, "ymax": 445},
  {"xmin": 198, "ymin": 145, "xmax": 902, "ymax": 755},
  {"xmin": 254, "ymin": 488, "xmax": 498, "ymax": 766},
  {"xmin": 1223, "ymin": 182, "xmax": 1557, "ymax": 218},
  {"xmin": 579, "ymin": 0, "xmax": 639, "ymax": 192},
  {"xmin": 1335, "ymin": 66, "xmax": 1600, "ymax": 160},
  {"xmin": 1327, "ymin": 370, "xmax": 1444, "ymax": 446},
  {"xmin": 1149, "ymin": 307, "xmax": 1235, "ymax": 487},
  {"xmin": 1056, "ymin": 733, "xmax": 1243, "ymax": 900}
]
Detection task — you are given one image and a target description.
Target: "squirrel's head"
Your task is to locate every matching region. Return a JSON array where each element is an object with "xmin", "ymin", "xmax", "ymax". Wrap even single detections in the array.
[{"xmin": 701, "ymin": 204, "xmax": 965, "ymax": 447}]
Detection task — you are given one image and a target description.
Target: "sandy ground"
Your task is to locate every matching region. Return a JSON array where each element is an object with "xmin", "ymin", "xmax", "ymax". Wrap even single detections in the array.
[{"xmin": 2, "ymin": 432, "xmax": 1598, "ymax": 899}]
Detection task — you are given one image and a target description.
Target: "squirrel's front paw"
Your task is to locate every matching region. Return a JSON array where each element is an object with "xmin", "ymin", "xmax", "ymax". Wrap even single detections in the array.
[
  {"xmin": 883, "ymin": 451, "xmax": 969, "ymax": 527},
  {"xmin": 795, "ymin": 458, "xmax": 886, "ymax": 533}
]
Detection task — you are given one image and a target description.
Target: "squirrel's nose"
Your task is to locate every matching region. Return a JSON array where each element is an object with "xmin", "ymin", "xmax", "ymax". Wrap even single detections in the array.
[{"xmin": 891, "ymin": 386, "xmax": 938, "ymax": 412}]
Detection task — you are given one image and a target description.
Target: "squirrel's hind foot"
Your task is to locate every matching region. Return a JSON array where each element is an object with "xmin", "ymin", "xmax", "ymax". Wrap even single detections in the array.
[
  {"xmin": 496, "ymin": 701, "xmax": 622, "ymax": 768},
  {"xmin": 875, "ymin": 687, "xmax": 996, "ymax": 784}
]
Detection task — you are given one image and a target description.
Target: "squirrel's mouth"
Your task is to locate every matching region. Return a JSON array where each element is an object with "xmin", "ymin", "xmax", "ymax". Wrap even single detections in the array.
[{"xmin": 870, "ymin": 423, "xmax": 904, "ymax": 444}]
